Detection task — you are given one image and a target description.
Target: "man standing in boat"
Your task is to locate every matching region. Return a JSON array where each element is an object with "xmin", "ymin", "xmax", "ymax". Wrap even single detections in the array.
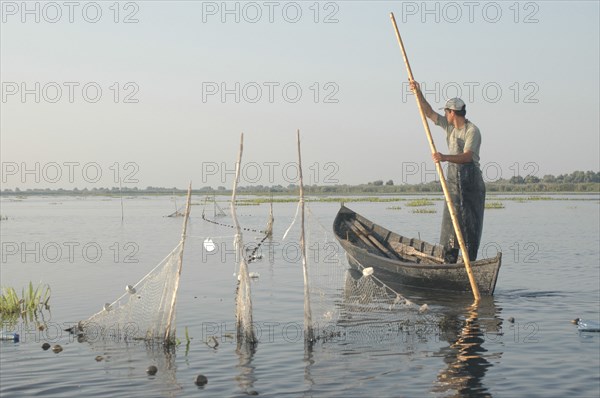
[{"xmin": 409, "ymin": 81, "xmax": 486, "ymax": 262}]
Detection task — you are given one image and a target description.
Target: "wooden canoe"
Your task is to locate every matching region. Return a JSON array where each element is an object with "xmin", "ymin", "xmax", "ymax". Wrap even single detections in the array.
[{"xmin": 333, "ymin": 205, "xmax": 501, "ymax": 295}]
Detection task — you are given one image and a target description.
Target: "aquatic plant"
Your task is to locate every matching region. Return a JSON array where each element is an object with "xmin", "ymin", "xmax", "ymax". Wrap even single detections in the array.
[
  {"xmin": 412, "ymin": 209, "xmax": 437, "ymax": 214},
  {"xmin": 234, "ymin": 202, "xmax": 260, "ymax": 206},
  {"xmin": 489, "ymin": 195, "xmax": 592, "ymax": 202},
  {"xmin": 406, "ymin": 199, "xmax": 435, "ymax": 207},
  {"xmin": 0, "ymin": 282, "xmax": 51, "ymax": 316},
  {"xmin": 526, "ymin": 196, "xmax": 554, "ymax": 201},
  {"xmin": 185, "ymin": 326, "xmax": 191, "ymax": 344},
  {"xmin": 314, "ymin": 197, "xmax": 402, "ymax": 203},
  {"xmin": 485, "ymin": 202, "xmax": 505, "ymax": 209},
  {"xmin": 237, "ymin": 196, "xmax": 404, "ymax": 205}
]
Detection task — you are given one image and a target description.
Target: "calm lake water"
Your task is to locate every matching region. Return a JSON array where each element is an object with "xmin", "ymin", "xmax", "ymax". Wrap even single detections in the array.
[{"xmin": 1, "ymin": 194, "xmax": 599, "ymax": 397}]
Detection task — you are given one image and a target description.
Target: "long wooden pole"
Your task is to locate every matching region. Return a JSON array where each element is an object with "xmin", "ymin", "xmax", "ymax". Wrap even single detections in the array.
[
  {"xmin": 231, "ymin": 133, "xmax": 256, "ymax": 343},
  {"xmin": 164, "ymin": 182, "xmax": 192, "ymax": 342},
  {"xmin": 389, "ymin": 12, "xmax": 480, "ymax": 301},
  {"xmin": 297, "ymin": 130, "xmax": 314, "ymax": 342}
]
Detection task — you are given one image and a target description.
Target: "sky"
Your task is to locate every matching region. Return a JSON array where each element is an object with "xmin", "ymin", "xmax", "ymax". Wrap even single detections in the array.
[{"xmin": 1, "ymin": 0, "xmax": 599, "ymax": 190}]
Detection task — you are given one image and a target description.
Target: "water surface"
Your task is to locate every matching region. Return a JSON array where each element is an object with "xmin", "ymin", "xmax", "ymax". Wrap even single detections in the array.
[{"xmin": 1, "ymin": 194, "xmax": 598, "ymax": 397}]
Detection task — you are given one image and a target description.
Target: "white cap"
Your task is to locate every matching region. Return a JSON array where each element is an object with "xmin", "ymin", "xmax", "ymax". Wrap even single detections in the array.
[{"xmin": 439, "ymin": 98, "xmax": 466, "ymax": 111}]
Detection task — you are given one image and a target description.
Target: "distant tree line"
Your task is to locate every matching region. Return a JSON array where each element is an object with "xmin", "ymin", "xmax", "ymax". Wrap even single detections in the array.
[{"xmin": 2, "ymin": 170, "xmax": 598, "ymax": 195}]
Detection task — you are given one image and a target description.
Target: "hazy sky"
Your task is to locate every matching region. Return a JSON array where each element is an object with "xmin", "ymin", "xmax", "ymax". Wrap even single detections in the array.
[{"xmin": 1, "ymin": 1, "xmax": 599, "ymax": 190}]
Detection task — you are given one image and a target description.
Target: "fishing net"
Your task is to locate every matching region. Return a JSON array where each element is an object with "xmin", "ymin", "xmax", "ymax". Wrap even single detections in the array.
[
  {"xmin": 264, "ymin": 202, "xmax": 274, "ymax": 238},
  {"xmin": 303, "ymin": 205, "xmax": 438, "ymax": 342},
  {"xmin": 231, "ymin": 134, "xmax": 257, "ymax": 344},
  {"xmin": 201, "ymin": 195, "xmax": 227, "ymax": 220},
  {"xmin": 234, "ymin": 232, "xmax": 256, "ymax": 343},
  {"xmin": 197, "ymin": 177, "xmax": 270, "ymax": 342},
  {"xmin": 79, "ymin": 186, "xmax": 192, "ymax": 344},
  {"xmin": 79, "ymin": 244, "xmax": 183, "ymax": 343},
  {"xmin": 197, "ymin": 199, "xmax": 264, "ymax": 344}
]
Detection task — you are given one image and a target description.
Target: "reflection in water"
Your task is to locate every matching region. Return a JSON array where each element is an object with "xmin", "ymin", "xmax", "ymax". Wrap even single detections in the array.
[
  {"xmin": 84, "ymin": 340, "xmax": 181, "ymax": 397},
  {"xmin": 433, "ymin": 299, "xmax": 503, "ymax": 397},
  {"xmin": 303, "ymin": 340, "xmax": 316, "ymax": 393},
  {"xmin": 302, "ymin": 267, "xmax": 505, "ymax": 397},
  {"xmin": 145, "ymin": 344, "xmax": 179, "ymax": 396},
  {"xmin": 235, "ymin": 339, "xmax": 257, "ymax": 395}
]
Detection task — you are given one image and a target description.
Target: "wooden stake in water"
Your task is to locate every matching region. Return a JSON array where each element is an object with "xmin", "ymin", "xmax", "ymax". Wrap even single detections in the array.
[
  {"xmin": 119, "ymin": 176, "xmax": 124, "ymax": 222},
  {"xmin": 390, "ymin": 12, "xmax": 480, "ymax": 301},
  {"xmin": 297, "ymin": 130, "xmax": 314, "ymax": 341},
  {"xmin": 230, "ymin": 133, "xmax": 256, "ymax": 343},
  {"xmin": 164, "ymin": 182, "xmax": 192, "ymax": 342}
]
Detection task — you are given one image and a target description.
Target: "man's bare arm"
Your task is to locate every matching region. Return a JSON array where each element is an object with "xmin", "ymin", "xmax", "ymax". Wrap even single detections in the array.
[
  {"xmin": 433, "ymin": 151, "xmax": 473, "ymax": 164},
  {"xmin": 409, "ymin": 80, "xmax": 440, "ymax": 124}
]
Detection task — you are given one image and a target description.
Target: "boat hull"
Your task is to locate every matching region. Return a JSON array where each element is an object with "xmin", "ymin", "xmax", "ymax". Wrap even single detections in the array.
[{"xmin": 334, "ymin": 205, "xmax": 501, "ymax": 295}]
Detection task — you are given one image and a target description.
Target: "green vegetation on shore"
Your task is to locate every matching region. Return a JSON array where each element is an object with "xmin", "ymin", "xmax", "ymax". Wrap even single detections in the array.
[{"xmin": 2, "ymin": 171, "xmax": 598, "ymax": 196}]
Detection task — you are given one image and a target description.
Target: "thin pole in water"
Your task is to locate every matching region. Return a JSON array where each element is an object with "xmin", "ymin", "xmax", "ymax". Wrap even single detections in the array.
[
  {"xmin": 164, "ymin": 182, "xmax": 192, "ymax": 342},
  {"xmin": 297, "ymin": 130, "xmax": 313, "ymax": 341},
  {"xmin": 119, "ymin": 176, "xmax": 124, "ymax": 222},
  {"xmin": 230, "ymin": 133, "xmax": 256, "ymax": 344}
]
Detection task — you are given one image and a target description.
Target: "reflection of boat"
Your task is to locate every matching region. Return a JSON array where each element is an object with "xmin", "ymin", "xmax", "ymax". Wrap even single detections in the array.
[
  {"xmin": 333, "ymin": 205, "xmax": 501, "ymax": 295},
  {"xmin": 338, "ymin": 268, "xmax": 503, "ymax": 398},
  {"xmin": 433, "ymin": 300, "xmax": 503, "ymax": 396}
]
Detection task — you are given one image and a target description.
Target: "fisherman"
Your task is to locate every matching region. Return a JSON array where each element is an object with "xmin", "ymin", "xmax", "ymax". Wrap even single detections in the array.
[{"xmin": 409, "ymin": 81, "xmax": 485, "ymax": 262}]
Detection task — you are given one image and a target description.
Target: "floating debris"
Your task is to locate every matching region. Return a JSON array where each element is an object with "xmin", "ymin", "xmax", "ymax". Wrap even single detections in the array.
[
  {"xmin": 125, "ymin": 285, "xmax": 136, "ymax": 295},
  {"xmin": 203, "ymin": 238, "xmax": 216, "ymax": 252},
  {"xmin": 64, "ymin": 321, "xmax": 83, "ymax": 334},
  {"xmin": 205, "ymin": 336, "xmax": 219, "ymax": 349},
  {"xmin": 194, "ymin": 374, "xmax": 208, "ymax": 386},
  {"xmin": 51, "ymin": 344, "xmax": 63, "ymax": 353},
  {"xmin": 238, "ymin": 273, "xmax": 260, "ymax": 281},
  {"xmin": 42, "ymin": 342, "xmax": 51, "ymax": 350},
  {"xmin": 95, "ymin": 356, "xmax": 104, "ymax": 362},
  {"xmin": 249, "ymin": 272, "xmax": 260, "ymax": 279},
  {"xmin": 573, "ymin": 318, "xmax": 600, "ymax": 332},
  {"xmin": 146, "ymin": 365, "xmax": 158, "ymax": 375},
  {"xmin": 507, "ymin": 317, "xmax": 515, "ymax": 323},
  {"xmin": 0, "ymin": 332, "xmax": 19, "ymax": 342},
  {"xmin": 418, "ymin": 304, "xmax": 429, "ymax": 313}
]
